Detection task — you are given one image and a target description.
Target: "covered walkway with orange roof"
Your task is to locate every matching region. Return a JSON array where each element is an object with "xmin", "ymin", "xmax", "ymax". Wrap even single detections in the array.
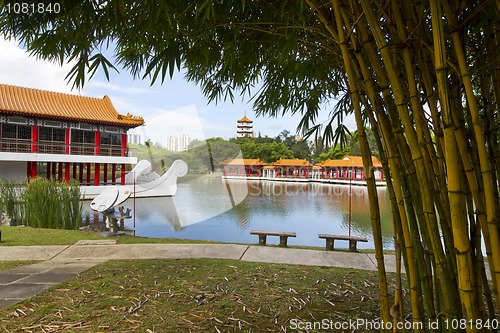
[
  {"xmin": 219, "ymin": 158, "xmax": 267, "ymax": 177},
  {"xmin": 220, "ymin": 155, "xmax": 386, "ymax": 186},
  {"xmin": 313, "ymin": 155, "xmax": 385, "ymax": 184}
]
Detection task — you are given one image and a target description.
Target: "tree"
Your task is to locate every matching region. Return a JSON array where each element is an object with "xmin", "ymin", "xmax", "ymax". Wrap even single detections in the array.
[
  {"xmin": 2, "ymin": 1, "xmax": 499, "ymax": 330},
  {"xmin": 258, "ymin": 142, "xmax": 294, "ymax": 163},
  {"xmin": 276, "ymin": 129, "xmax": 312, "ymax": 160},
  {"xmin": 348, "ymin": 129, "xmax": 379, "ymax": 158},
  {"xmin": 317, "ymin": 145, "xmax": 349, "ymax": 162}
]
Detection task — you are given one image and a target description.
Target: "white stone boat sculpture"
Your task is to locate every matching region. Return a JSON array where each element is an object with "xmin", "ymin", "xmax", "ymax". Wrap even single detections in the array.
[{"xmin": 81, "ymin": 159, "xmax": 188, "ymax": 199}]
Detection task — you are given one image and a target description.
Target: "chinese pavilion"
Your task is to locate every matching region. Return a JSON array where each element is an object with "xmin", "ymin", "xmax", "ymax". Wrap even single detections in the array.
[
  {"xmin": 269, "ymin": 159, "xmax": 314, "ymax": 179},
  {"xmin": 220, "ymin": 158, "xmax": 266, "ymax": 177},
  {"xmin": 313, "ymin": 155, "xmax": 384, "ymax": 181},
  {"xmin": 0, "ymin": 84, "xmax": 144, "ymax": 186}
]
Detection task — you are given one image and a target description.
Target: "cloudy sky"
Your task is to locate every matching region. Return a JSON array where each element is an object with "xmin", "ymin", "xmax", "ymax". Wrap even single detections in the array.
[{"xmin": 0, "ymin": 38, "xmax": 350, "ymax": 146}]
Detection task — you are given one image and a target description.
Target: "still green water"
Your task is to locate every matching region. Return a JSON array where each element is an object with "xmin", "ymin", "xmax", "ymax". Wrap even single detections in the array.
[{"xmin": 86, "ymin": 176, "xmax": 394, "ymax": 249}]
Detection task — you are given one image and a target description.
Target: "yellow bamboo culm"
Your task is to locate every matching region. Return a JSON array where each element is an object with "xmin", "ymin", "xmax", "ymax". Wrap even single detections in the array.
[
  {"xmin": 445, "ymin": 6, "xmax": 500, "ymax": 310},
  {"xmin": 331, "ymin": 0, "xmax": 391, "ymax": 326},
  {"xmin": 304, "ymin": 0, "xmax": 498, "ymax": 326},
  {"xmin": 431, "ymin": 0, "xmax": 479, "ymax": 329}
]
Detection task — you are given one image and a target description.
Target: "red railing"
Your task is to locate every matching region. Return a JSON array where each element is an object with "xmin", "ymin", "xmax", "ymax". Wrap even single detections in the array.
[{"xmin": 0, "ymin": 139, "xmax": 132, "ymax": 157}]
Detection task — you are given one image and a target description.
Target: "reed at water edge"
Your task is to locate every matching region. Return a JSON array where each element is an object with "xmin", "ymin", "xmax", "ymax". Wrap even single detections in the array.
[{"xmin": 0, "ymin": 178, "xmax": 82, "ymax": 230}]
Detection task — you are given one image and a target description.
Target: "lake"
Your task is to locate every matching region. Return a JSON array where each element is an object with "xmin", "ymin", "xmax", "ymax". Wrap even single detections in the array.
[{"xmin": 83, "ymin": 176, "xmax": 394, "ymax": 249}]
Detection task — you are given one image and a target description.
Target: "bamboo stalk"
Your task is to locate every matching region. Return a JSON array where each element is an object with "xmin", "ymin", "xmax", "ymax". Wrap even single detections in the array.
[
  {"xmin": 331, "ymin": 0, "xmax": 391, "ymax": 325},
  {"xmin": 440, "ymin": 0, "xmax": 500, "ymax": 313},
  {"xmin": 430, "ymin": 0, "xmax": 479, "ymax": 328},
  {"xmin": 360, "ymin": 0, "xmax": 460, "ymax": 321},
  {"xmin": 351, "ymin": 5, "xmax": 436, "ymax": 323}
]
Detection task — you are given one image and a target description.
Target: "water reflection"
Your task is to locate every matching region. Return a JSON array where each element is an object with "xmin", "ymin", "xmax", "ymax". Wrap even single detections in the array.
[{"xmin": 83, "ymin": 176, "xmax": 394, "ymax": 249}]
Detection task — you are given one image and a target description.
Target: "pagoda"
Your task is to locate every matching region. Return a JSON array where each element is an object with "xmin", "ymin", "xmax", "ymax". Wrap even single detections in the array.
[{"xmin": 236, "ymin": 112, "xmax": 254, "ymax": 138}]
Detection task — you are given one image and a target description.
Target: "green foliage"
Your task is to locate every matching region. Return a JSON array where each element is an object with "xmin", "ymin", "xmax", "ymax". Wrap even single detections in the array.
[
  {"xmin": 0, "ymin": 179, "xmax": 20, "ymax": 222},
  {"xmin": 0, "ymin": 178, "xmax": 82, "ymax": 230},
  {"xmin": 347, "ymin": 128, "xmax": 379, "ymax": 158},
  {"xmin": 317, "ymin": 145, "xmax": 350, "ymax": 162},
  {"xmin": 258, "ymin": 142, "xmax": 294, "ymax": 163},
  {"xmin": 131, "ymin": 132, "xmax": 309, "ymax": 173},
  {"xmin": 130, "ymin": 129, "xmax": 379, "ymax": 173},
  {"xmin": 0, "ymin": 0, "xmax": 347, "ymax": 143}
]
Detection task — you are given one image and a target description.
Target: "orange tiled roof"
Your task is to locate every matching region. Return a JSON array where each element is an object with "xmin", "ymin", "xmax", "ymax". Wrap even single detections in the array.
[
  {"xmin": 0, "ymin": 84, "xmax": 144, "ymax": 127},
  {"xmin": 317, "ymin": 155, "xmax": 382, "ymax": 168},
  {"xmin": 272, "ymin": 159, "xmax": 313, "ymax": 167},
  {"xmin": 219, "ymin": 158, "xmax": 266, "ymax": 166},
  {"xmin": 237, "ymin": 115, "xmax": 253, "ymax": 123}
]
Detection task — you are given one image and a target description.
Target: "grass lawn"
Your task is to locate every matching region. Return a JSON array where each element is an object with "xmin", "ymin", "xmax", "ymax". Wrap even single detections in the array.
[
  {"xmin": 0, "ymin": 226, "xmax": 405, "ymax": 332},
  {"xmin": 0, "ymin": 226, "xmax": 218, "ymax": 247},
  {"xmin": 0, "ymin": 259, "xmax": 393, "ymax": 333},
  {"xmin": 0, "ymin": 260, "xmax": 40, "ymax": 272}
]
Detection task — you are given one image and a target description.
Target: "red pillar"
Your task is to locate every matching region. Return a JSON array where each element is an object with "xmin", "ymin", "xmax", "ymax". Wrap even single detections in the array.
[
  {"xmin": 94, "ymin": 163, "xmax": 100, "ymax": 186},
  {"xmin": 111, "ymin": 164, "xmax": 117, "ymax": 184},
  {"xmin": 30, "ymin": 125, "xmax": 38, "ymax": 178},
  {"xmin": 286, "ymin": 167, "xmax": 289, "ymax": 178},
  {"xmin": 30, "ymin": 162, "xmax": 37, "ymax": 178},
  {"xmin": 31, "ymin": 124, "xmax": 38, "ymax": 153},
  {"xmin": 121, "ymin": 133, "xmax": 127, "ymax": 156},
  {"xmin": 79, "ymin": 163, "xmax": 84, "ymax": 183},
  {"xmin": 95, "ymin": 131, "xmax": 101, "ymax": 156},
  {"xmin": 121, "ymin": 164, "xmax": 126, "ymax": 185},
  {"xmin": 103, "ymin": 163, "xmax": 108, "ymax": 184},
  {"xmin": 65, "ymin": 163, "xmax": 70, "ymax": 183},
  {"xmin": 86, "ymin": 163, "xmax": 91, "ymax": 184},
  {"xmin": 52, "ymin": 162, "xmax": 57, "ymax": 179},
  {"xmin": 65, "ymin": 128, "xmax": 70, "ymax": 155}
]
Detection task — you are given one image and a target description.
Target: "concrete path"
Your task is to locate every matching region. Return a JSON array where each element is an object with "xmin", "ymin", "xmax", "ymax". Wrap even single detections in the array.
[{"xmin": 0, "ymin": 240, "xmax": 396, "ymax": 311}]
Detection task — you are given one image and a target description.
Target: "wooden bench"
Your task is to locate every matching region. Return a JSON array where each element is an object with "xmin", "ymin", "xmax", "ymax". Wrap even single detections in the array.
[
  {"xmin": 318, "ymin": 234, "xmax": 368, "ymax": 252},
  {"xmin": 250, "ymin": 230, "xmax": 297, "ymax": 247}
]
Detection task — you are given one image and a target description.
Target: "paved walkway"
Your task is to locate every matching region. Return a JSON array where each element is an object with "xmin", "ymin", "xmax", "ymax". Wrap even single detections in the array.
[{"xmin": 0, "ymin": 240, "xmax": 398, "ymax": 311}]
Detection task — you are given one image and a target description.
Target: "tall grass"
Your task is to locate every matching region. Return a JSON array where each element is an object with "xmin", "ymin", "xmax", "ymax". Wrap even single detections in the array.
[
  {"xmin": 0, "ymin": 179, "xmax": 22, "ymax": 223},
  {"xmin": 0, "ymin": 178, "xmax": 82, "ymax": 230}
]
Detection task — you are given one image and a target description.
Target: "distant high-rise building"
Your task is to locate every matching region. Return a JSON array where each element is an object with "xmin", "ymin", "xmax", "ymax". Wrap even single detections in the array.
[
  {"xmin": 165, "ymin": 134, "xmax": 191, "ymax": 151},
  {"xmin": 127, "ymin": 132, "xmax": 142, "ymax": 144},
  {"xmin": 178, "ymin": 134, "xmax": 191, "ymax": 151},
  {"xmin": 237, "ymin": 112, "xmax": 254, "ymax": 138}
]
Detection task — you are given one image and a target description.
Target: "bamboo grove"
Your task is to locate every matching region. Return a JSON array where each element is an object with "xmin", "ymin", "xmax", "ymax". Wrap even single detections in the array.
[
  {"xmin": 308, "ymin": 1, "xmax": 500, "ymax": 330},
  {"xmin": 0, "ymin": 0, "xmax": 499, "ymax": 331},
  {"xmin": 301, "ymin": 0, "xmax": 500, "ymax": 330}
]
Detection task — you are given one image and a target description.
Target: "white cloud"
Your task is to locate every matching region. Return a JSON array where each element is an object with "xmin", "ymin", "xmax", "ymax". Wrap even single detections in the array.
[
  {"xmin": 142, "ymin": 105, "xmax": 208, "ymax": 144},
  {"xmin": 0, "ymin": 38, "xmax": 75, "ymax": 93},
  {"xmin": 88, "ymin": 79, "xmax": 157, "ymax": 95}
]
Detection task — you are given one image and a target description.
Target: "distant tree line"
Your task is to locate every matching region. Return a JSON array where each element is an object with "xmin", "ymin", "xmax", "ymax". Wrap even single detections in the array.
[{"xmin": 131, "ymin": 128, "xmax": 379, "ymax": 174}]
